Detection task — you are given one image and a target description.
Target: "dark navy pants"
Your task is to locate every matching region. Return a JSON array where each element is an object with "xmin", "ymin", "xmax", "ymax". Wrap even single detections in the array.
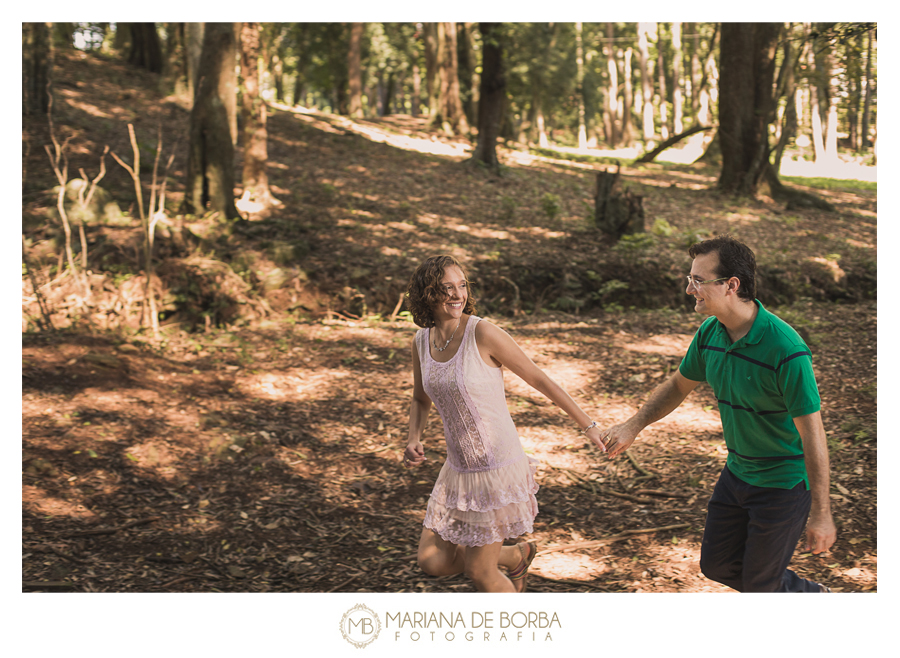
[{"xmin": 700, "ymin": 465, "xmax": 821, "ymax": 592}]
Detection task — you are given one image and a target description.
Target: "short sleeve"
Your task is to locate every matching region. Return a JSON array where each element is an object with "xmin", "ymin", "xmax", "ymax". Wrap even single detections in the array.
[
  {"xmin": 777, "ymin": 345, "xmax": 821, "ymax": 418},
  {"xmin": 679, "ymin": 326, "xmax": 708, "ymax": 383}
]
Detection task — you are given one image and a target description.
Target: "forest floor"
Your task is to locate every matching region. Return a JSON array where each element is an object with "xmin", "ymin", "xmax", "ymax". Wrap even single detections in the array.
[{"xmin": 22, "ymin": 50, "xmax": 877, "ymax": 593}]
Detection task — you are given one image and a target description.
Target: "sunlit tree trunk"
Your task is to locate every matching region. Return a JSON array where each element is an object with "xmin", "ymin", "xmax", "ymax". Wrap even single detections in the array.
[
  {"xmin": 184, "ymin": 22, "xmax": 204, "ymax": 105},
  {"xmin": 806, "ymin": 25, "xmax": 826, "ymax": 163},
  {"xmin": 239, "ymin": 22, "xmax": 277, "ymax": 208},
  {"xmin": 861, "ymin": 28, "xmax": 874, "ymax": 149},
  {"xmin": 423, "ymin": 23, "xmax": 438, "ymax": 118},
  {"xmin": 442, "ymin": 22, "xmax": 469, "ymax": 135},
  {"xmin": 656, "ymin": 26, "xmax": 669, "ymax": 140},
  {"xmin": 411, "ymin": 61, "xmax": 421, "ymax": 116},
  {"xmin": 622, "ymin": 47, "xmax": 634, "ymax": 146},
  {"xmin": 184, "ymin": 22, "xmax": 239, "ymax": 218},
  {"xmin": 691, "ymin": 24, "xmax": 702, "ymax": 119},
  {"xmin": 605, "ymin": 23, "xmax": 620, "ymax": 146},
  {"xmin": 672, "ymin": 22, "xmax": 683, "ymax": 134},
  {"xmin": 576, "ymin": 22, "xmax": 587, "ymax": 149},
  {"xmin": 637, "ymin": 23, "xmax": 655, "ymax": 142},
  {"xmin": 348, "ymin": 22, "xmax": 363, "ymax": 118}
]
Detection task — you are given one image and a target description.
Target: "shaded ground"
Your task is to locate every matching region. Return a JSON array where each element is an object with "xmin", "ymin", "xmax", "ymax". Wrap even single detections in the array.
[{"xmin": 22, "ymin": 50, "xmax": 877, "ymax": 593}]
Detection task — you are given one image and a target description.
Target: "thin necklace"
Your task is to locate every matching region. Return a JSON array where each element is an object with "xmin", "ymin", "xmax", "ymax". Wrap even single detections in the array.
[{"xmin": 432, "ymin": 317, "xmax": 462, "ymax": 352}]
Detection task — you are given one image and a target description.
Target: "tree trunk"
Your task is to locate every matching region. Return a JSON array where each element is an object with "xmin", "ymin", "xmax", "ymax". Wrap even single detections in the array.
[
  {"xmin": 861, "ymin": 28, "xmax": 874, "ymax": 149},
  {"xmin": 656, "ymin": 28, "xmax": 669, "ymax": 140},
  {"xmin": 126, "ymin": 23, "xmax": 163, "ymax": 74},
  {"xmin": 348, "ymin": 22, "xmax": 363, "ymax": 118},
  {"xmin": 594, "ymin": 168, "xmax": 645, "ymax": 240},
  {"xmin": 605, "ymin": 23, "xmax": 618, "ymax": 147},
  {"xmin": 772, "ymin": 34, "xmax": 801, "ymax": 173},
  {"xmin": 575, "ymin": 22, "xmax": 588, "ymax": 149},
  {"xmin": 468, "ymin": 22, "xmax": 505, "ymax": 171},
  {"xmin": 442, "ymin": 22, "xmax": 469, "ymax": 134},
  {"xmin": 22, "ymin": 22, "xmax": 52, "ymax": 116},
  {"xmin": 717, "ymin": 22, "xmax": 780, "ymax": 196},
  {"xmin": 411, "ymin": 62, "xmax": 421, "ymax": 116},
  {"xmin": 637, "ymin": 23, "xmax": 654, "ymax": 142},
  {"xmin": 184, "ymin": 22, "xmax": 239, "ymax": 219},
  {"xmin": 184, "ymin": 22, "xmax": 204, "ymax": 105},
  {"xmin": 672, "ymin": 22, "xmax": 684, "ymax": 134},
  {"xmin": 622, "ymin": 47, "xmax": 634, "ymax": 146},
  {"xmin": 690, "ymin": 25, "xmax": 702, "ymax": 119},
  {"xmin": 423, "ymin": 23, "xmax": 439, "ymax": 121},
  {"xmin": 239, "ymin": 22, "xmax": 277, "ymax": 209}
]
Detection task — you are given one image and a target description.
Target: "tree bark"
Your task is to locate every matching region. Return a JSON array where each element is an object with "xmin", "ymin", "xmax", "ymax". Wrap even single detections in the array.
[
  {"xmin": 184, "ymin": 22, "xmax": 204, "ymax": 105},
  {"xmin": 717, "ymin": 22, "xmax": 780, "ymax": 196},
  {"xmin": 22, "ymin": 22, "xmax": 52, "ymax": 116},
  {"xmin": 656, "ymin": 27, "xmax": 669, "ymax": 140},
  {"xmin": 468, "ymin": 23, "xmax": 505, "ymax": 171},
  {"xmin": 637, "ymin": 23, "xmax": 655, "ymax": 142},
  {"xmin": 348, "ymin": 22, "xmax": 364, "ymax": 118},
  {"xmin": 239, "ymin": 22, "xmax": 277, "ymax": 208},
  {"xmin": 604, "ymin": 23, "xmax": 618, "ymax": 146},
  {"xmin": 861, "ymin": 28, "xmax": 874, "ymax": 149},
  {"xmin": 576, "ymin": 22, "xmax": 587, "ymax": 149},
  {"xmin": 672, "ymin": 22, "xmax": 684, "ymax": 134},
  {"xmin": 184, "ymin": 22, "xmax": 239, "ymax": 218},
  {"xmin": 622, "ymin": 47, "xmax": 634, "ymax": 146}
]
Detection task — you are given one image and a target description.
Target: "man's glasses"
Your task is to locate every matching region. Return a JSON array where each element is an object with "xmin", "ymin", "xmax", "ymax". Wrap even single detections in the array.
[{"xmin": 685, "ymin": 275, "xmax": 729, "ymax": 290}]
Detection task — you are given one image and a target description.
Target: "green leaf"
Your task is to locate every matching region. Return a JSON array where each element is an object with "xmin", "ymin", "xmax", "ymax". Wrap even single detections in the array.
[{"xmin": 125, "ymin": 453, "xmax": 139, "ymax": 462}]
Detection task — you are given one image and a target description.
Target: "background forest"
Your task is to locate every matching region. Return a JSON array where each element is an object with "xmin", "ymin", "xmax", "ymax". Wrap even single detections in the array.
[{"xmin": 22, "ymin": 22, "xmax": 876, "ymax": 594}]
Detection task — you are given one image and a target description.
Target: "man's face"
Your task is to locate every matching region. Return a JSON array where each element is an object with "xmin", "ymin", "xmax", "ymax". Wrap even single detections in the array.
[{"xmin": 687, "ymin": 251, "xmax": 728, "ymax": 316}]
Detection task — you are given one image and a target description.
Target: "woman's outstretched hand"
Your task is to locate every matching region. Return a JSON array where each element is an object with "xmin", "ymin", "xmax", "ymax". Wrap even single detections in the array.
[
  {"xmin": 584, "ymin": 424, "xmax": 607, "ymax": 453},
  {"xmin": 403, "ymin": 440, "xmax": 427, "ymax": 468}
]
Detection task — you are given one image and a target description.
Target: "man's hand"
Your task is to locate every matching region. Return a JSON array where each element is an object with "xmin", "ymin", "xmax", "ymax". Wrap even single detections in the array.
[
  {"xmin": 600, "ymin": 420, "xmax": 642, "ymax": 460},
  {"xmin": 804, "ymin": 511, "xmax": 837, "ymax": 554}
]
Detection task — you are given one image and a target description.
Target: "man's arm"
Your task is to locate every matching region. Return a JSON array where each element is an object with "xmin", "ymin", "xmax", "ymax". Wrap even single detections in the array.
[
  {"xmin": 794, "ymin": 411, "xmax": 837, "ymax": 554},
  {"xmin": 601, "ymin": 371, "xmax": 700, "ymax": 459}
]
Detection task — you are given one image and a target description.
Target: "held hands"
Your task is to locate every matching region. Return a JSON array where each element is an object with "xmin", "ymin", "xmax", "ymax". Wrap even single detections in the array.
[
  {"xmin": 583, "ymin": 424, "xmax": 606, "ymax": 453},
  {"xmin": 403, "ymin": 440, "xmax": 426, "ymax": 468},
  {"xmin": 596, "ymin": 421, "xmax": 641, "ymax": 460}
]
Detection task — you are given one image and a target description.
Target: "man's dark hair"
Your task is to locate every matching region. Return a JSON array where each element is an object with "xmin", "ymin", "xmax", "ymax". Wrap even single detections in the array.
[{"xmin": 688, "ymin": 235, "xmax": 757, "ymax": 302}]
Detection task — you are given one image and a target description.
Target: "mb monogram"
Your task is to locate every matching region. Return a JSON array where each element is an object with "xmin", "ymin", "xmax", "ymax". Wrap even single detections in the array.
[{"xmin": 340, "ymin": 604, "xmax": 382, "ymax": 648}]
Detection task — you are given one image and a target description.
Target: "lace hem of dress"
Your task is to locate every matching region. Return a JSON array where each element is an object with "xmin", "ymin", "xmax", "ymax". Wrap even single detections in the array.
[
  {"xmin": 423, "ymin": 498, "xmax": 537, "ymax": 547},
  {"xmin": 428, "ymin": 455, "xmax": 538, "ymax": 512}
]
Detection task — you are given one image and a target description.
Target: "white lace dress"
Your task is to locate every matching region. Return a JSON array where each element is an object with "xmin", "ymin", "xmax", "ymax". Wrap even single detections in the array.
[{"xmin": 417, "ymin": 316, "xmax": 538, "ymax": 547}]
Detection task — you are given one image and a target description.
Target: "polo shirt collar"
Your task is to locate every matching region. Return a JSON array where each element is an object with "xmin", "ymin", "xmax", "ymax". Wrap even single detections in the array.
[{"xmin": 713, "ymin": 299, "xmax": 768, "ymax": 349}]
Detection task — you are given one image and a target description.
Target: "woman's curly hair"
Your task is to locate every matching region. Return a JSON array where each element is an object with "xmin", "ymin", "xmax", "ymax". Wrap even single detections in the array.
[{"xmin": 405, "ymin": 255, "xmax": 477, "ymax": 328}]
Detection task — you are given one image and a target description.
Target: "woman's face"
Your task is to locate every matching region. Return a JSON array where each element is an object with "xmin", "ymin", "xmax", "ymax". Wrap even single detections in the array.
[{"xmin": 433, "ymin": 265, "xmax": 467, "ymax": 322}]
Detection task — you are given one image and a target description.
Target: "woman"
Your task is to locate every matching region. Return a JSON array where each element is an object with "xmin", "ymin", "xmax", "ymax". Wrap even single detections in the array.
[{"xmin": 403, "ymin": 255, "xmax": 606, "ymax": 592}]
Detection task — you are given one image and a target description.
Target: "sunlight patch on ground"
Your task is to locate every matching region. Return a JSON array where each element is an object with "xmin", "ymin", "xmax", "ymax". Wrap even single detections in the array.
[
  {"xmin": 23, "ymin": 485, "xmax": 99, "ymax": 520},
  {"xmin": 614, "ymin": 333, "xmax": 694, "ymax": 357},
  {"xmin": 287, "ymin": 105, "xmax": 472, "ymax": 159}
]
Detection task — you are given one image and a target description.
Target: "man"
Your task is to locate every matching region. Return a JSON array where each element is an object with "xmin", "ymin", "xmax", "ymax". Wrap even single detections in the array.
[{"xmin": 597, "ymin": 235, "xmax": 836, "ymax": 592}]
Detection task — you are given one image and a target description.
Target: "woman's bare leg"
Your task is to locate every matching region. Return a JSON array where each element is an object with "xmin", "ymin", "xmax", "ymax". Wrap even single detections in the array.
[
  {"xmin": 465, "ymin": 541, "xmax": 518, "ymax": 592},
  {"xmin": 417, "ymin": 528, "xmax": 466, "ymax": 577}
]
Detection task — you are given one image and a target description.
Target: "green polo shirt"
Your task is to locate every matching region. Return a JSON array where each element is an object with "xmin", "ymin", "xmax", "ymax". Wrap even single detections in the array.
[{"xmin": 679, "ymin": 300, "xmax": 821, "ymax": 489}]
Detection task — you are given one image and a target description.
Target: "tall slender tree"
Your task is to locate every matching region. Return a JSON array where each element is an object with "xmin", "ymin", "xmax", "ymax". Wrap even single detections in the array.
[
  {"xmin": 348, "ymin": 22, "xmax": 364, "ymax": 118},
  {"xmin": 239, "ymin": 22, "xmax": 278, "ymax": 209},
  {"xmin": 637, "ymin": 22, "xmax": 655, "ymax": 142}
]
